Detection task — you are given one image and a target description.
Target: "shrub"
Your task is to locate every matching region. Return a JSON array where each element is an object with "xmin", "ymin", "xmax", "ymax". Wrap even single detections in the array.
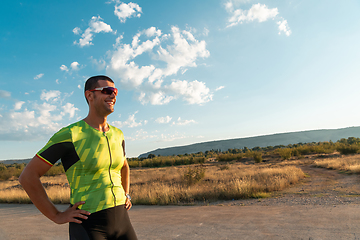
[
  {"xmin": 127, "ymin": 155, "xmax": 205, "ymax": 168},
  {"xmin": 292, "ymin": 149, "xmax": 301, "ymax": 157},
  {"xmin": 278, "ymin": 148, "xmax": 292, "ymax": 160},
  {"xmin": 244, "ymin": 150, "xmax": 254, "ymax": 158},
  {"xmin": 337, "ymin": 144, "xmax": 360, "ymax": 155},
  {"xmin": 253, "ymin": 152, "xmax": 263, "ymax": 163},
  {"xmin": 0, "ymin": 164, "xmax": 7, "ymax": 171},
  {"xmin": 44, "ymin": 164, "xmax": 65, "ymax": 176},
  {"xmin": 0, "ymin": 163, "xmax": 25, "ymax": 180},
  {"xmin": 128, "ymin": 160, "xmax": 140, "ymax": 168},
  {"xmin": 182, "ymin": 166, "xmax": 206, "ymax": 186},
  {"xmin": 216, "ymin": 153, "xmax": 243, "ymax": 162}
]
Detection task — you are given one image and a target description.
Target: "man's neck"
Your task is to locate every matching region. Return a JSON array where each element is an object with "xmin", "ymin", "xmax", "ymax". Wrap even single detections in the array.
[{"xmin": 83, "ymin": 115, "xmax": 109, "ymax": 132}]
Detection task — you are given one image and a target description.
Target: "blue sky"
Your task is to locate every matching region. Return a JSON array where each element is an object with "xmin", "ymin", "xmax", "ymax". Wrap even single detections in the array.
[{"xmin": 1, "ymin": 0, "xmax": 360, "ymax": 160}]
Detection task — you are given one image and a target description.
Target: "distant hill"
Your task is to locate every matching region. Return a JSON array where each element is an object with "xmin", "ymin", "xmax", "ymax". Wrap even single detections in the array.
[
  {"xmin": 139, "ymin": 126, "xmax": 360, "ymax": 158},
  {"xmin": 0, "ymin": 158, "xmax": 32, "ymax": 165}
]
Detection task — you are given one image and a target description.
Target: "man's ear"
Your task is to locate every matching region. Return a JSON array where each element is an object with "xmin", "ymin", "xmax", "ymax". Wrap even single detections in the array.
[{"xmin": 85, "ymin": 91, "xmax": 92, "ymax": 102}]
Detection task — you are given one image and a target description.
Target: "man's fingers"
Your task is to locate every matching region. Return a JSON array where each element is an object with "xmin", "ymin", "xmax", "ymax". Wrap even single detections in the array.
[
  {"xmin": 72, "ymin": 218, "xmax": 83, "ymax": 224},
  {"xmin": 125, "ymin": 199, "xmax": 132, "ymax": 210},
  {"xmin": 77, "ymin": 210, "xmax": 91, "ymax": 218},
  {"xmin": 71, "ymin": 201, "xmax": 91, "ymax": 215},
  {"xmin": 67, "ymin": 201, "xmax": 91, "ymax": 224},
  {"xmin": 72, "ymin": 201, "xmax": 86, "ymax": 209}
]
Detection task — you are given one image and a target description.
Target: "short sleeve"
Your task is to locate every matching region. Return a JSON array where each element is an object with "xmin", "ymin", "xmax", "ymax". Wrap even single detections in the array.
[{"xmin": 36, "ymin": 127, "xmax": 73, "ymax": 166}]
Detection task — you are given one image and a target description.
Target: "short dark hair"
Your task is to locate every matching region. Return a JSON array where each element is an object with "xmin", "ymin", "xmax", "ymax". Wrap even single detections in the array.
[
  {"xmin": 84, "ymin": 75, "xmax": 114, "ymax": 103},
  {"xmin": 85, "ymin": 75, "xmax": 114, "ymax": 92}
]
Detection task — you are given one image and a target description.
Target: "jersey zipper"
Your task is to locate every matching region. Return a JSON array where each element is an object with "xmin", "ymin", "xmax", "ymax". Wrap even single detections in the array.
[{"xmin": 104, "ymin": 131, "xmax": 117, "ymax": 206}]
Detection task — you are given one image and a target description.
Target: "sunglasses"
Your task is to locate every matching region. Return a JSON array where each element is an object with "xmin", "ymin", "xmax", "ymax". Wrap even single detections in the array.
[{"xmin": 88, "ymin": 86, "xmax": 118, "ymax": 96}]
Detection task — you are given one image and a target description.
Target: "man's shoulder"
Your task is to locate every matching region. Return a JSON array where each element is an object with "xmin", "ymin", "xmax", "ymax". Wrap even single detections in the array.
[
  {"xmin": 51, "ymin": 120, "xmax": 84, "ymax": 137},
  {"xmin": 65, "ymin": 120, "xmax": 85, "ymax": 129},
  {"xmin": 108, "ymin": 124, "xmax": 124, "ymax": 135}
]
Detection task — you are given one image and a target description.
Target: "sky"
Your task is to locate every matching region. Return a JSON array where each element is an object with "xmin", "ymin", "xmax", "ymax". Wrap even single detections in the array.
[{"xmin": 1, "ymin": 0, "xmax": 360, "ymax": 160}]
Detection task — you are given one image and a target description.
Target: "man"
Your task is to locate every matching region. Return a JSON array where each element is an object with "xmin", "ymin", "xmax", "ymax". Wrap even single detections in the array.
[{"xmin": 19, "ymin": 75, "xmax": 137, "ymax": 240}]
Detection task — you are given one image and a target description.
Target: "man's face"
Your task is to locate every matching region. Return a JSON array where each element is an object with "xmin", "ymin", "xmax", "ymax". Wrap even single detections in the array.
[{"xmin": 90, "ymin": 80, "xmax": 117, "ymax": 115}]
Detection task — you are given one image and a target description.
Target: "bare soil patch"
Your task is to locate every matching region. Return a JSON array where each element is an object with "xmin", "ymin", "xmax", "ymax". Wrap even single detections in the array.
[{"xmin": 214, "ymin": 156, "xmax": 360, "ymax": 207}]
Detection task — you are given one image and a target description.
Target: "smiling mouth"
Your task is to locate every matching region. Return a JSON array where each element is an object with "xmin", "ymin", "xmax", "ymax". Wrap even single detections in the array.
[{"xmin": 106, "ymin": 101, "xmax": 115, "ymax": 106}]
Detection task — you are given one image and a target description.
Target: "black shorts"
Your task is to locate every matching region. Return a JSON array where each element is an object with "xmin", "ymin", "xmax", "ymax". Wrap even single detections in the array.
[{"xmin": 69, "ymin": 205, "xmax": 137, "ymax": 240}]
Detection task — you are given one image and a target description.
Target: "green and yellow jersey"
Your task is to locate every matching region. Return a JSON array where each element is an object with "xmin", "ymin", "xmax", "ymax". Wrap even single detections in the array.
[{"xmin": 37, "ymin": 120, "xmax": 126, "ymax": 213}]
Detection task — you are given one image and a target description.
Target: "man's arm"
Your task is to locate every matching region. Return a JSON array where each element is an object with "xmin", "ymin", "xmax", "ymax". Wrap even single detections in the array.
[
  {"xmin": 19, "ymin": 155, "xmax": 90, "ymax": 224},
  {"xmin": 121, "ymin": 158, "xmax": 132, "ymax": 210},
  {"xmin": 121, "ymin": 140, "xmax": 132, "ymax": 210}
]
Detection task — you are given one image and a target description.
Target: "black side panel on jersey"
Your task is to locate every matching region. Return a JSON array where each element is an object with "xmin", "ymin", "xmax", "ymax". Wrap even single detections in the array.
[{"xmin": 39, "ymin": 142, "xmax": 80, "ymax": 171}]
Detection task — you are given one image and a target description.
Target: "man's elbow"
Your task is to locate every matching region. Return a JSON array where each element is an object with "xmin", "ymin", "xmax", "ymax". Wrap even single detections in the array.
[
  {"xmin": 19, "ymin": 166, "xmax": 32, "ymax": 187},
  {"xmin": 18, "ymin": 170, "xmax": 27, "ymax": 186}
]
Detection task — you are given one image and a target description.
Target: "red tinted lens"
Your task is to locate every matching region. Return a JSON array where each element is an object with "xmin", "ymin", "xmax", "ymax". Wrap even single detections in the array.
[{"xmin": 101, "ymin": 87, "xmax": 118, "ymax": 96}]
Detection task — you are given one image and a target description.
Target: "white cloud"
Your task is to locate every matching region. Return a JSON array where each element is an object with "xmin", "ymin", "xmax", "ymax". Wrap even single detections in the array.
[
  {"xmin": 0, "ymin": 109, "xmax": 37, "ymax": 136},
  {"xmin": 114, "ymin": 1, "xmax": 142, "ymax": 23},
  {"xmin": 225, "ymin": 2, "xmax": 291, "ymax": 36},
  {"xmin": 90, "ymin": 57, "xmax": 106, "ymax": 71},
  {"xmin": 35, "ymin": 102, "xmax": 60, "ymax": 125},
  {"xmin": 40, "ymin": 90, "xmax": 61, "ymax": 102},
  {"xmin": 34, "ymin": 73, "xmax": 44, "ymax": 80},
  {"xmin": 107, "ymin": 26, "xmax": 212, "ymax": 105},
  {"xmin": 155, "ymin": 26, "xmax": 210, "ymax": 78},
  {"xmin": 0, "ymin": 90, "xmax": 11, "ymax": 99},
  {"xmin": 73, "ymin": 27, "xmax": 81, "ymax": 35},
  {"xmin": 165, "ymin": 80, "xmax": 213, "ymax": 105},
  {"xmin": 125, "ymin": 129, "xmax": 157, "ymax": 141},
  {"xmin": 225, "ymin": 1, "xmax": 234, "ymax": 12},
  {"xmin": 111, "ymin": 111, "xmax": 144, "ymax": 128},
  {"xmin": 138, "ymin": 91, "xmax": 174, "ymax": 105},
  {"xmin": 14, "ymin": 101, "xmax": 25, "ymax": 110},
  {"xmin": 215, "ymin": 86, "xmax": 225, "ymax": 91},
  {"xmin": 172, "ymin": 117, "xmax": 196, "ymax": 126},
  {"xmin": 89, "ymin": 16, "xmax": 112, "ymax": 33},
  {"xmin": 157, "ymin": 133, "xmax": 187, "ymax": 142},
  {"xmin": 155, "ymin": 116, "xmax": 172, "ymax": 124},
  {"xmin": 203, "ymin": 27, "xmax": 209, "ymax": 36},
  {"xmin": 107, "ymin": 27, "xmax": 162, "ymax": 88},
  {"xmin": 277, "ymin": 18, "xmax": 292, "ymax": 36},
  {"xmin": 226, "ymin": 3, "xmax": 278, "ymax": 27},
  {"xmin": 60, "ymin": 62, "xmax": 82, "ymax": 72},
  {"xmin": 144, "ymin": 26, "xmax": 162, "ymax": 37},
  {"xmin": 0, "ymin": 90, "xmax": 79, "ymax": 141},
  {"xmin": 60, "ymin": 65, "xmax": 69, "ymax": 72},
  {"xmin": 70, "ymin": 62, "xmax": 80, "ymax": 71},
  {"xmin": 61, "ymin": 103, "xmax": 79, "ymax": 118},
  {"xmin": 125, "ymin": 129, "xmax": 188, "ymax": 142},
  {"xmin": 74, "ymin": 16, "xmax": 113, "ymax": 47}
]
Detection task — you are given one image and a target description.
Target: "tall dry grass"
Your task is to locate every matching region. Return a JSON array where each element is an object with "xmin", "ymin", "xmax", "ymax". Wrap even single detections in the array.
[
  {"xmin": 313, "ymin": 155, "xmax": 360, "ymax": 173},
  {"xmin": 0, "ymin": 174, "xmax": 70, "ymax": 204},
  {"xmin": 0, "ymin": 163, "xmax": 304, "ymax": 205},
  {"xmin": 130, "ymin": 163, "xmax": 304, "ymax": 205}
]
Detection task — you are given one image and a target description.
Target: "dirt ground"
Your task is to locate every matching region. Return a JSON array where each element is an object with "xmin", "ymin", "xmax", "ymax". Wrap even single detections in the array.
[
  {"xmin": 0, "ymin": 203, "xmax": 359, "ymax": 240},
  {"xmin": 1, "ymin": 165, "xmax": 360, "ymax": 240}
]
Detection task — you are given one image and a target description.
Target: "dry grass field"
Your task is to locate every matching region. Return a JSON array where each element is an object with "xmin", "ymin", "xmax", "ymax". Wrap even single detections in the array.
[
  {"xmin": 0, "ymin": 159, "xmax": 306, "ymax": 205},
  {"xmin": 2, "ymin": 152, "xmax": 360, "ymax": 205},
  {"xmin": 313, "ymin": 155, "xmax": 360, "ymax": 173},
  {"xmin": 131, "ymin": 163, "xmax": 304, "ymax": 204},
  {"xmin": 0, "ymin": 174, "xmax": 69, "ymax": 204}
]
